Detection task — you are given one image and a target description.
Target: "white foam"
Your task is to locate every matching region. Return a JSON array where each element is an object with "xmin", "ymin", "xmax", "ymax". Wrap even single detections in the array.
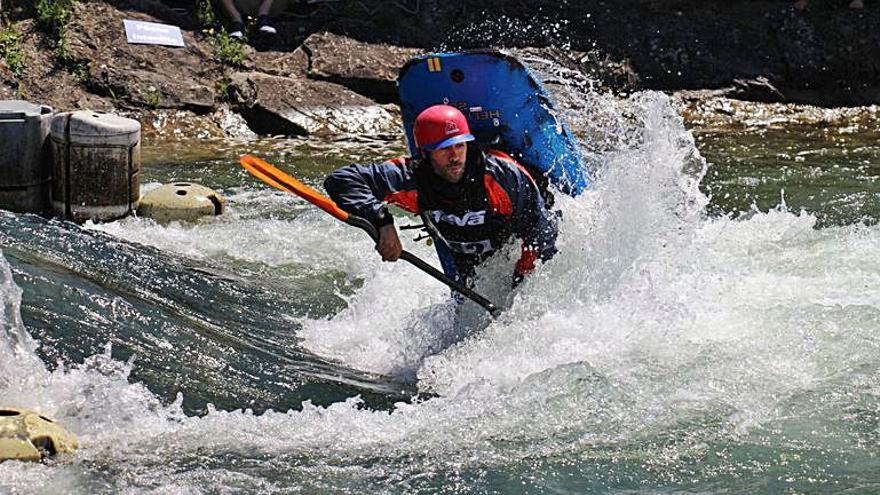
[{"xmin": 3, "ymin": 92, "xmax": 879, "ymax": 491}]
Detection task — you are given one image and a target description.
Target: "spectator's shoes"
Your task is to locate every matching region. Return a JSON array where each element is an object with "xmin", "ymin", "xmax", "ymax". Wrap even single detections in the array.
[
  {"xmin": 228, "ymin": 22, "xmax": 245, "ymax": 39},
  {"xmin": 256, "ymin": 15, "xmax": 277, "ymax": 35}
]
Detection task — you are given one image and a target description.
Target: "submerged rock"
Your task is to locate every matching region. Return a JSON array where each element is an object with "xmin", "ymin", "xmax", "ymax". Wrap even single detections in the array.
[
  {"xmin": 135, "ymin": 109, "xmax": 238, "ymax": 141},
  {"xmin": 0, "ymin": 408, "xmax": 79, "ymax": 462},
  {"xmin": 678, "ymin": 93, "xmax": 880, "ymax": 132},
  {"xmin": 728, "ymin": 77, "xmax": 786, "ymax": 104}
]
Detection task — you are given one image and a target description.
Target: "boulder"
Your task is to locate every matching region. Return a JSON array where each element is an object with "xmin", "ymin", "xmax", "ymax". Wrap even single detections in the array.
[
  {"xmin": 295, "ymin": 32, "xmax": 421, "ymax": 103},
  {"xmin": 2, "ymin": 19, "xmax": 112, "ymax": 111},
  {"xmin": 64, "ymin": 2, "xmax": 222, "ymax": 111},
  {"xmin": 0, "ymin": 408, "xmax": 79, "ymax": 462},
  {"xmin": 228, "ymin": 71, "xmax": 399, "ymax": 137},
  {"xmin": 251, "ymin": 49, "xmax": 309, "ymax": 79}
]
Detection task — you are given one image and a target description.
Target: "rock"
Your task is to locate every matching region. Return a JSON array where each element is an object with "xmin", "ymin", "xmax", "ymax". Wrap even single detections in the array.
[
  {"xmin": 0, "ymin": 408, "xmax": 79, "ymax": 462},
  {"xmin": 64, "ymin": 2, "xmax": 222, "ymax": 112},
  {"xmin": 728, "ymin": 76, "xmax": 786, "ymax": 104},
  {"xmin": 5, "ymin": 19, "xmax": 113, "ymax": 111},
  {"xmin": 228, "ymin": 71, "xmax": 399, "ymax": 137},
  {"xmin": 134, "ymin": 109, "xmax": 232, "ymax": 141},
  {"xmin": 7, "ymin": 0, "xmax": 880, "ymax": 126},
  {"xmin": 678, "ymin": 94, "xmax": 880, "ymax": 132},
  {"xmin": 251, "ymin": 49, "xmax": 309, "ymax": 79},
  {"xmin": 295, "ymin": 32, "xmax": 421, "ymax": 103},
  {"xmin": 287, "ymin": 1, "xmax": 455, "ymax": 48},
  {"xmin": 0, "ymin": 65, "xmax": 17, "ymax": 100}
]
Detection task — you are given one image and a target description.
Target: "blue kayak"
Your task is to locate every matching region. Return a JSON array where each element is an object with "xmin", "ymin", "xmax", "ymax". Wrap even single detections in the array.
[{"xmin": 398, "ymin": 50, "xmax": 588, "ymax": 196}]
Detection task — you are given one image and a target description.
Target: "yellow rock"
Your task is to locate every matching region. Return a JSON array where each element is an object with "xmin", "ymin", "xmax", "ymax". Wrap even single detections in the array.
[
  {"xmin": 0, "ymin": 408, "xmax": 79, "ymax": 462},
  {"xmin": 137, "ymin": 182, "xmax": 225, "ymax": 223}
]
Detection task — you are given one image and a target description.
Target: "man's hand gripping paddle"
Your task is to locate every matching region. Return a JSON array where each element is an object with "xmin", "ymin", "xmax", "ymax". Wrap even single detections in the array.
[{"xmin": 239, "ymin": 155, "xmax": 500, "ymax": 317}]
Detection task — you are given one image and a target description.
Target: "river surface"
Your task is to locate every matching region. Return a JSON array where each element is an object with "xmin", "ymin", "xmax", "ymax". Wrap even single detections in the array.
[{"xmin": 1, "ymin": 90, "xmax": 879, "ymax": 493}]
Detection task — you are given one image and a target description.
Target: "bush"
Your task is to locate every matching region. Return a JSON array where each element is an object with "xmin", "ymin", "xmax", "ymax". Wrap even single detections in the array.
[
  {"xmin": 34, "ymin": 0, "xmax": 84, "ymax": 73},
  {"xmin": 195, "ymin": 0, "xmax": 217, "ymax": 27},
  {"xmin": 35, "ymin": 0, "xmax": 76, "ymax": 35},
  {"xmin": 208, "ymin": 28, "xmax": 246, "ymax": 67},
  {"xmin": 0, "ymin": 24, "xmax": 24, "ymax": 76}
]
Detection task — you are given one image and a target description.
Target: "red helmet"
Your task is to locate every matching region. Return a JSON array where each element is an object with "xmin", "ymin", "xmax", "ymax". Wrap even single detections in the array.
[{"xmin": 413, "ymin": 104, "xmax": 475, "ymax": 151}]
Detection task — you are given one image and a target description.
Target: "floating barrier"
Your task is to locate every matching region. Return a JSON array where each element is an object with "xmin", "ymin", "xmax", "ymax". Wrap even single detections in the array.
[
  {"xmin": 0, "ymin": 100, "xmax": 54, "ymax": 214},
  {"xmin": 0, "ymin": 408, "xmax": 79, "ymax": 462},
  {"xmin": 50, "ymin": 111, "xmax": 141, "ymax": 223},
  {"xmin": 137, "ymin": 182, "xmax": 225, "ymax": 223}
]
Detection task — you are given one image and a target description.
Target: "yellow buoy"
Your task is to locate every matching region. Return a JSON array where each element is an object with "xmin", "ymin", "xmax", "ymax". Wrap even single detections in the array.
[
  {"xmin": 137, "ymin": 182, "xmax": 225, "ymax": 223},
  {"xmin": 0, "ymin": 408, "xmax": 79, "ymax": 462}
]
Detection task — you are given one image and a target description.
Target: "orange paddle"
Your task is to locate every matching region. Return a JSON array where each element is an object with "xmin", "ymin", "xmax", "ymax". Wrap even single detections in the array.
[{"xmin": 239, "ymin": 155, "xmax": 500, "ymax": 317}]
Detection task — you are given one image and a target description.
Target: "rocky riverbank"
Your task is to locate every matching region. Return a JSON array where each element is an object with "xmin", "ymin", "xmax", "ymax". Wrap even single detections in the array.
[{"xmin": 0, "ymin": 0, "xmax": 877, "ymax": 141}]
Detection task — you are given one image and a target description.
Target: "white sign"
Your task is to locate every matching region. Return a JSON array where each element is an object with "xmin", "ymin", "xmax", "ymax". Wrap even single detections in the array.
[{"xmin": 123, "ymin": 20, "xmax": 185, "ymax": 47}]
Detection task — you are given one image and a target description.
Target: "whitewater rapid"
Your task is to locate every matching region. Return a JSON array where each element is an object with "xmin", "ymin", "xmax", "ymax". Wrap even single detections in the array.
[{"xmin": 2, "ymin": 92, "xmax": 879, "ymax": 493}]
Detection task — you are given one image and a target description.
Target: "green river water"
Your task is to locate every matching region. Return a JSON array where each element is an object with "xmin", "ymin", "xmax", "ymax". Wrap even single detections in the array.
[{"xmin": 1, "ymin": 93, "xmax": 879, "ymax": 493}]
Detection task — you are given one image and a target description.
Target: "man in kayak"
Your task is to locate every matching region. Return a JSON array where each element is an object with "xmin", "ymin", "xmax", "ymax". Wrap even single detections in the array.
[{"xmin": 324, "ymin": 104, "xmax": 558, "ymax": 288}]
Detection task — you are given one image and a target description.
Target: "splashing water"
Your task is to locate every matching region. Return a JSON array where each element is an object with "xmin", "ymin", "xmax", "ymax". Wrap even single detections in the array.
[
  {"xmin": 0, "ymin": 251, "xmax": 47, "ymax": 392},
  {"xmin": 2, "ymin": 84, "xmax": 880, "ymax": 492}
]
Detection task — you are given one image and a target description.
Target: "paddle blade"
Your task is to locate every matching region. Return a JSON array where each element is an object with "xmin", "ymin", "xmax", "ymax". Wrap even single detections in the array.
[
  {"xmin": 240, "ymin": 155, "xmax": 350, "ymax": 222},
  {"xmin": 239, "ymin": 154, "xmax": 289, "ymax": 192}
]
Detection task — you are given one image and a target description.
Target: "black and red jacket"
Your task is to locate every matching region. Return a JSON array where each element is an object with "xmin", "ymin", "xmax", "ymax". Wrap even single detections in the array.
[{"xmin": 324, "ymin": 147, "xmax": 558, "ymax": 284}]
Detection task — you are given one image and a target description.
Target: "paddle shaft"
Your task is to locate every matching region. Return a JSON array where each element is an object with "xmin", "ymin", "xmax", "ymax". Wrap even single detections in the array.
[
  {"xmin": 240, "ymin": 155, "xmax": 500, "ymax": 317},
  {"xmin": 343, "ymin": 215, "xmax": 500, "ymax": 317}
]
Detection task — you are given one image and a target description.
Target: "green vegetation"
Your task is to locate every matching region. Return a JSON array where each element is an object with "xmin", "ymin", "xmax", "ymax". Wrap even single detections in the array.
[
  {"xmin": 35, "ymin": 0, "xmax": 80, "ymax": 69},
  {"xmin": 215, "ymin": 76, "xmax": 232, "ymax": 102},
  {"xmin": 197, "ymin": 0, "xmax": 248, "ymax": 68},
  {"xmin": 208, "ymin": 28, "xmax": 246, "ymax": 68},
  {"xmin": 33, "ymin": 0, "xmax": 90, "ymax": 87},
  {"xmin": 55, "ymin": 30, "xmax": 74, "ymax": 63},
  {"xmin": 195, "ymin": 0, "xmax": 217, "ymax": 27},
  {"xmin": 0, "ymin": 23, "xmax": 24, "ymax": 76},
  {"xmin": 70, "ymin": 60, "xmax": 89, "ymax": 84},
  {"xmin": 35, "ymin": 0, "xmax": 75, "ymax": 35},
  {"xmin": 143, "ymin": 87, "xmax": 161, "ymax": 109},
  {"xmin": 107, "ymin": 85, "xmax": 126, "ymax": 105}
]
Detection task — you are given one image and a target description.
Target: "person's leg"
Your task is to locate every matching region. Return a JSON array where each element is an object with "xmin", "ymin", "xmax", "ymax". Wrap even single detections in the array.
[
  {"xmin": 256, "ymin": 0, "xmax": 277, "ymax": 34},
  {"xmin": 258, "ymin": 0, "xmax": 275, "ymax": 16},
  {"xmin": 794, "ymin": 0, "xmax": 808, "ymax": 9},
  {"xmin": 217, "ymin": 0, "xmax": 246, "ymax": 37},
  {"xmin": 217, "ymin": 0, "xmax": 244, "ymax": 22},
  {"xmin": 849, "ymin": 0, "xmax": 864, "ymax": 8}
]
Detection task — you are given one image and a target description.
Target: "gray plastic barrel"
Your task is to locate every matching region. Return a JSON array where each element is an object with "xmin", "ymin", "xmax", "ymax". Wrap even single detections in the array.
[
  {"xmin": 0, "ymin": 100, "xmax": 54, "ymax": 214},
  {"xmin": 50, "ymin": 111, "xmax": 141, "ymax": 222}
]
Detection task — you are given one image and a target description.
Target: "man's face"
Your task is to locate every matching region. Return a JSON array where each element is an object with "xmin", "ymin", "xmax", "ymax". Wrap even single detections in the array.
[{"xmin": 428, "ymin": 142, "xmax": 468, "ymax": 183}]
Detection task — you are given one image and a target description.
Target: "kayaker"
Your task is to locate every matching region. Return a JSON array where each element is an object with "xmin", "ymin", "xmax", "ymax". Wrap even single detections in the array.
[{"xmin": 324, "ymin": 104, "xmax": 558, "ymax": 288}]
